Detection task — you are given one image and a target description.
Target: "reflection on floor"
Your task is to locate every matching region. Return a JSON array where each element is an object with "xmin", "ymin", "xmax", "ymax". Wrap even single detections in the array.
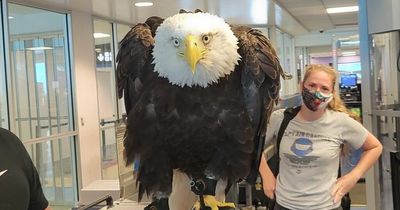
[
  {"xmin": 101, "ymin": 143, "xmax": 119, "ymax": 180},
  {"xmin": 102, "ymin": 161, "xmax": 119, "ymax": 180}
]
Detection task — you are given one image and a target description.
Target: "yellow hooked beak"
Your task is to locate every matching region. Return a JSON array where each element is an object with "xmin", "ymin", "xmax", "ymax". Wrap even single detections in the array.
[{"xmin": 184, "ymin": 35, "xmax": 205, "ymax": 74}]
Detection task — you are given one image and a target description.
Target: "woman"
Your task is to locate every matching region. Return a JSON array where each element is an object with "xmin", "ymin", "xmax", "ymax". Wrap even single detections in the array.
[{"xmin": 259, "ymin": 64, "xmax": 382, "ymax": 210}]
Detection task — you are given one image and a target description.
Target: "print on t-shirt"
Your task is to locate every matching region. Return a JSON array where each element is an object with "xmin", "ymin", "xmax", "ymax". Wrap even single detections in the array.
[{"xmin": 284, "ymin": 137, "xmax": 319, "ymax": 174}]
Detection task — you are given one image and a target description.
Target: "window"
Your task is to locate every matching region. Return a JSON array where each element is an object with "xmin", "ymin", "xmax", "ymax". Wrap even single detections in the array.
[
  {"xmin": 7, "ymin": 3, "xmax": 76, "ymax": 205},
  {"xmin": 0, "ymin": 17, "xmax": 7, "ymax": 128}
]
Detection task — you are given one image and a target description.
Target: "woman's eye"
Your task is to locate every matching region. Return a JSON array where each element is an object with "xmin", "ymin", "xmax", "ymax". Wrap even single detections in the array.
[
  {"xmin": 202, "ymin": 34, "xmax": 212, "ymax": 44},
  {"xmin": 309, "ymin": 84, "xmax": 316, "ymax": 88},
  {"xmin": 173, "ymin": 38, "xmax": 180, "ymax": 47}
]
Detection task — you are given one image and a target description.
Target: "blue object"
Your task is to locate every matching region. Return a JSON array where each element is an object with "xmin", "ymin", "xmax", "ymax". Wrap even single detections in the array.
[
  {"xmin": 340, "ymin": 74, "xmax": 357, "ymax": 87},
  {"xmin": 341, "ymin": 147, "xmax": 363, "ymax": 175}
]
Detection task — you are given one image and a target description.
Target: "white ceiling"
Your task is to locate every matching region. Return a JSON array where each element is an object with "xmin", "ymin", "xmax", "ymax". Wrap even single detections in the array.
[
  {"xmin": 275, "ymin": 0, "xmax": 359, "ymax": 33},
  {"xmin": 8, "ymin": 0, "xmax": 360, "ymax": 45}
]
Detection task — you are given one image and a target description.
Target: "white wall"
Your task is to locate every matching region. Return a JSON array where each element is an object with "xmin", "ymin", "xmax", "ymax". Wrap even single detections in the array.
[{"xmin": 69, "ymin": 9, "xmax": 102, "ymax": 194}]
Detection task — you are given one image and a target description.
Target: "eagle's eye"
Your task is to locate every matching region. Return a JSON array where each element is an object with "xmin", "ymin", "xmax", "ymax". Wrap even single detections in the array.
[
  {"xmin": 172, "ymin": 38, "xmax": 180, "ymax": 47},
  {"xmin": 202, "ymin": 34, "xmax": 212, "ymax": 44}
]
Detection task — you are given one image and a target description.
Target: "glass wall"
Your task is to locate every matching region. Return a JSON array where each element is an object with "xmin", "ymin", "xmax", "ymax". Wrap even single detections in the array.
[
  {"xmin": 0, "ymin": 12, "xmax": 8, "ymax": 129},
  {"xmin": 25, "ymin": 137, "xmax": 76, "ymax": 204},
  {"xmin": 8, "ymin": 3, "xmax": 73, "ymax": 140},
  {"xmin": 94, "ymin": 19, "xmax": 119, "ymax": 179},
  {"xmin": 7, "ymin": 3, "xmax": 76, "ymax": 205},
  {"xmin": 93, "ymin": 20, "xmax": 133, "ymax": 180}
]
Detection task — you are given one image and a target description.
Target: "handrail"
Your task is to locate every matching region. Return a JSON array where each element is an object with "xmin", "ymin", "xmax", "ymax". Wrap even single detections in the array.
[
  {"xmin": 76, "ymin": 195, "xmax": 113, "ymax": 210},
  {"xmin": 23, "ymin": 130, "xmax": 78, "ymax": 145}
]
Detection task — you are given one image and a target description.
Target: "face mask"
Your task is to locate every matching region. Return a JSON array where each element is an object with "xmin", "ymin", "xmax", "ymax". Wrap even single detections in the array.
[{"xmin": 301, "ymin": 87, "xmax": 333, "ymax": 111}]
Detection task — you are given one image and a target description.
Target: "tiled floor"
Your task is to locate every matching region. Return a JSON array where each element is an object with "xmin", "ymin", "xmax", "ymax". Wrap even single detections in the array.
[
  {"xmin": 50, "ymin": 205, "xmax": 74, "ymax": 210},
  {"xmin": 351, "ymin": 207, "xmax": 367, "ymax": 210}
]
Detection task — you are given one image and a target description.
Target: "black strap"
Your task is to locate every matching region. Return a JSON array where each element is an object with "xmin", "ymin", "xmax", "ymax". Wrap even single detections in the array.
[{"xmin": 275, "ymin": 106, "xmax": 301, "ymax": 173}]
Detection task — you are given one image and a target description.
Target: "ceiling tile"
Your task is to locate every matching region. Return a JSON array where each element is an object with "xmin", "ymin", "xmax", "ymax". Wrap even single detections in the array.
[
  {"xmin": 322, "ymin": 0, "xmax": 358, "ymax": 8},
  {"xmin": 275, "ymin": 0, "xmax": 359, "ymax": 32}
]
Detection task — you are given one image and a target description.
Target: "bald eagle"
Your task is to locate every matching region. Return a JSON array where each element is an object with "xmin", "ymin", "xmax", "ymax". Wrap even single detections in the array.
[{"xmin": 117, "ymin": 10, "xmax": 288, "ymax": 210}]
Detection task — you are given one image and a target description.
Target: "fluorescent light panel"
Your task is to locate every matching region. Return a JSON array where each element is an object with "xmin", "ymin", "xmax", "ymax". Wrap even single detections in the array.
[
  {"xmin": 326, "ymin": 6, "xmax": 358, "ymax": 14},
  {"xmin": 93, "ymin": 33, "xmax": 111, "ymax": 38},
  {"xmin": 341, "ymin": 51, "xmax": 357, "ymax": 56},
  {"xmin": 135, "ymin": 2, "xmax": 153, "ymax": 7},
  {"xmin": 26, "ymin": 47, "xmax": 53, "ymax": 51},
  {"xmin": 341, "ymin": 40, "xmax": 360, "ymax": 46}
]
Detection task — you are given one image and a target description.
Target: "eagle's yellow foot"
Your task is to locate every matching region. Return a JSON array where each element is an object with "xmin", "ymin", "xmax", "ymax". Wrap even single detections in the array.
[{"xmin": 192, "ymin": 195, "xmax": 235, "ymax": 210}]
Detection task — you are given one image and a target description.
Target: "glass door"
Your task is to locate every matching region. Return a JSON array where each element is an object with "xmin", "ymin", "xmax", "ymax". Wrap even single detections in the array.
[
  {"xmin": 6, "ymin": 3, "xmax": 77, "ymax": 206},
  {"xmin": 94, "ymin": 19, "xmax": 118, "ymax": 179}
]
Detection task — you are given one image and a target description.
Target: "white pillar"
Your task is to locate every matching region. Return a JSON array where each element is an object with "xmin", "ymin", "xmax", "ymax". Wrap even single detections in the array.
[{"xmin": 70, "ymin": 9, "xmax": 102, "ymax": 194}]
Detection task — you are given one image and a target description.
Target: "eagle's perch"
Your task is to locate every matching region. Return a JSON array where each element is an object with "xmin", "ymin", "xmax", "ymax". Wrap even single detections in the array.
[{"xmin": 116, "ymin": 9, "xmax": 288, "ymax": 210}]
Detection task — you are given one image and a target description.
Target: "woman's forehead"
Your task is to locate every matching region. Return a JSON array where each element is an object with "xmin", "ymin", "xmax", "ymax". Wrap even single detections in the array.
[
  {"xmin": 306, "ymin": 71, "xmax": 333, "ymax": 85},
  {"xmin": 305, "ymin": 71, "xmax": 333, "ymax": 88}
]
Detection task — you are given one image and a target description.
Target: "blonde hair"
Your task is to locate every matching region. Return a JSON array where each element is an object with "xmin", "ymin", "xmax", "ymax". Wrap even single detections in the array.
[{"xmin": 303, "ymin": 64, "xmax": 360, "ymax": 122}]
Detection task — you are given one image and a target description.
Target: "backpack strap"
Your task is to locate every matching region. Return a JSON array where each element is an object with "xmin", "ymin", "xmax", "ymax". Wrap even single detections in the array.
[{"xmin": 275, "ymin": 106, "xmax": 301, "ymax": 173}]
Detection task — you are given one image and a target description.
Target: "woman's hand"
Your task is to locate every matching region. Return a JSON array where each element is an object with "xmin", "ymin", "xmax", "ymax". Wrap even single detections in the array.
[
  {"xmin": 259, "ymin": 154, "xmax": 277, "ymax": 199},
  {"xmin": 330, "ymin": 173, "xmax": 359, "ymax": 203},
  {"xmin": 262, "ymin": 173, "xmax": 276, "ymax": 199},
  {"xmin": 331, "ymin": 132, "xmax": 382, "ymax": 203}
]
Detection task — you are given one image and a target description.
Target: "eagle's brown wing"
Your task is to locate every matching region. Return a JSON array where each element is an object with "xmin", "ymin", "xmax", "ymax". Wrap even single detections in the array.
[
  {"xmin": 116, "ymin": 16, "xmax": 163, "ymax": 114},
  {"xmin": 232, "ymin": 26, "xmax": 290, "ymax": 183}
]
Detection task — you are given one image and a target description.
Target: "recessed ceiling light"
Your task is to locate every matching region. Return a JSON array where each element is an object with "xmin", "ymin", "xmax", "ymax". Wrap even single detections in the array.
[
  {"xmin": 326, "ymin": 6, "xmax": 358, "ymax": 14},
  {"xmin": 135, "ymin": 2, "xmax": 153, "ymax": 7},
  {"xmin": 93, "ymin": 33, "xmax": 111, "ymax": 38},
  {"xmin": 8, "ymin": 16, "xmax": 14, "ymax": 19}
]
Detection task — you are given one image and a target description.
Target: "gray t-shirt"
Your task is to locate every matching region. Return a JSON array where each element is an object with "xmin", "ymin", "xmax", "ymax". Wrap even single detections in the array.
[{"xmin": 264, "ymin": 108, "xmax": 368, "ymax": 210}]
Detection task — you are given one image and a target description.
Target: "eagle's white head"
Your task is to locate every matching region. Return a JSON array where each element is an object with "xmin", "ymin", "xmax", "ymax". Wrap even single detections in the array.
[{"xmin": 152, "ymin": 12, "xmax": 240, "ymax": 88}]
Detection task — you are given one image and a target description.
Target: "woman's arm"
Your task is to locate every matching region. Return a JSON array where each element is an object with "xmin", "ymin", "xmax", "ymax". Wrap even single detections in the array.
[
  {"xmin": 331, "ymin": 132, "xmax": 382, "ymax": 203},
  {"xmin": 348, "ymin": 132, "xmax": 382, "ymax": 180},
  {"xmin": 259, "ymin": 153, "xmax": 277, "ymax": 199}
]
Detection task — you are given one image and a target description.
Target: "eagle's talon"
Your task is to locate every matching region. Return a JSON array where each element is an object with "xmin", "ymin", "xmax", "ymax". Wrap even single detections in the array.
[{"xmin": 192, "ymin": 195, "xmax": 235, "ymax": 210}]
